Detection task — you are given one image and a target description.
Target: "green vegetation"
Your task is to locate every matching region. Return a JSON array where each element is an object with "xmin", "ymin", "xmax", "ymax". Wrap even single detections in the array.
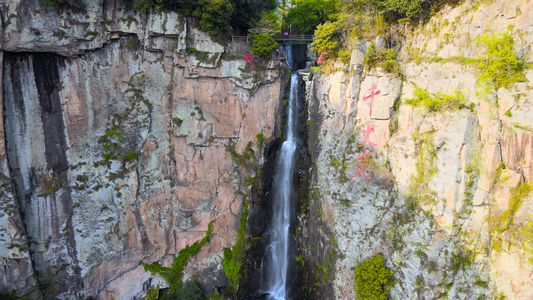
[
  {"xmin": 251, "ymin": 33, "xmax": 279, "ymax": 58},
  {"xmin": 143, "ymin": 220, "xmax": 214, "ymax": 297},
  {"xmin": 256, "ymin": 133, "xmax": 264, "ymax": 143},
  {"xmin": 126, "ymin": 36, "xmax": 141, "ymax": 53},
  {"xmin": 311, "ymin": 22, "xmax": 340, "ymax": 59},
  {"xmin": 295, "ymin": 255, "xmax": 305, "ymax": 267},
  {"xmin": 524, "ymin": 220, "xmax": 533, "ymax": 264},
  {"xmin": 504, "ymin": 109, "xmax": 512, "ymax": 117},
  {"xmin": 450, "ymin": 247, "xmax": 475, "ymax": 273},
  {"xmin": 303, "ymin": 0, "xmax": 463, "ymax": 66},
  {"xmin": 364, "ymin": 42, "xmax": 400, "ymax": 73},
  {"xmin": 354, "ymin": 254, "xmax": 393, "ymax": 300},
  {"xmin": 488, "ymin": 181, "xmax": 532, "ymax": 252},
  {"xmin": 406, "ymin": 130, "xmax": 437, "ymax": 207},
  {"xmin": 122, "ymin": 151, "xmax": 138, "ymax": 162},
  {"xmin": 39, "ymin": 0, "xmax": 64, "ymax": 5},
  {"xmin": 132, "ymin": 0, "xmax": 276, "ymax": 35},
  {"xmin": 222, "ymin": 198, "xmax": 249, "ymax": 287},
  {"xmin": 193, "ymin": 0, "xmax": 234, "ymax": 35},
  {"xmin": 40, "ymin": 173, "xmax": 63, "ymax": 197},
  {"xmin": 315, "ymin": 237, "xmax": 338, "ymax": 287},
  {"xmin": 142, "ymin": 285, "xmax": 160, "ymax": 300},
  {"xmin": 99, "ymin": 129, "xmax": 126, "ymax": 161},
  {"xmin": 227, "ymin": 142, "xmax": 256, "ymax": 166},
  {"xmin": 284, "ymin": 0, "xmax": 336, "ymax": 34},
  {"xmin": 476, "ymin": 31, "xmax": 526, "ymax": 94},
  {"xmin": 489, "ymin": 182, "xmax": 531, "ymax": 233},
  {"xmin": 405, "ymin": 86, "xmax": 466, "ymax": 112},
  {"xmin": 248, "ymin": 11, "xmax": 281, "ymax": 37},
  {"xmin": 178, "ymin": 280, "xmax": 204, "ymax": 300}
]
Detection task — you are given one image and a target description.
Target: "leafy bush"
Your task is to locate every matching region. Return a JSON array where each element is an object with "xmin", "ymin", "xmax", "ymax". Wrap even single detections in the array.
[
  {"xmin": 251, "ymin": 33, "xmax": 278, "ymax": 58},
  {"xmin": 364, "ymin": 42, "xmax": 400, "ymax": 73},
  {"xmin": 354, "ymin": 254, "xmax": 393, "ymax": 300},
  {"xmin": 405, "ymin": 86, "xmax": 466, "ymax": 112},
  {"xmin": 476, "ymin": 31, "xmax": 526, "ymax": 94},
  {"xmin": 179, "ymin": 280, "xmax": 204, "ymax": 300},
  {"xmin": 311, "ymin": 22, "xmax": 340, "ymax": 59}
]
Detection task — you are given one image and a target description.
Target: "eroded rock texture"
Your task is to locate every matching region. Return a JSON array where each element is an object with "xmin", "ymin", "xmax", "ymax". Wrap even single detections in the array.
[
  {"xmin": 302, "ymin": 0, "xmax": 533, "ymax": 299},
  {"xmin": 0, "ymin": 1, "xmax": 282, "ymax": 298}
]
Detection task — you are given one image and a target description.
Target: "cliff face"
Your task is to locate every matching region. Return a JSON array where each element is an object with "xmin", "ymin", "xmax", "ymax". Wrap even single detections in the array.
[
  {"xmin": 0, "ymin": 0, "xmax": 281, "ymax": 298},
  {"xmin": 305, "ymin": 0, "xmax": 533, "ymax": 299}
]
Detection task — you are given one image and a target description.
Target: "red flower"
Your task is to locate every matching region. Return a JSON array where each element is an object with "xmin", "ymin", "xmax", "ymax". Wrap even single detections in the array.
[{"xmin": 243, "ymin": 53, "xmax": 255, "ymax": 67}]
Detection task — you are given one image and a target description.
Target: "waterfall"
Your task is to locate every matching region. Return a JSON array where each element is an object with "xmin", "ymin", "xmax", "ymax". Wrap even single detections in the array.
[{"xmin": 265, "ymin": 45, "xmax": 299, "ymax": 300}]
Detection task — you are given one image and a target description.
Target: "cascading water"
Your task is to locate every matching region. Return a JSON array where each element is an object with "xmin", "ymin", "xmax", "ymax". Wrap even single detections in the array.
[{"xmin": 265, "ymin": 45, "xmax": 299, "ymax": 300}]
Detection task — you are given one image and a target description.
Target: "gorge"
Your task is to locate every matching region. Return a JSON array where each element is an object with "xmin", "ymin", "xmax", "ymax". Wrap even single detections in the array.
[{"xmin": 2, "ymin": 0, "xmax": 533, "ymax": 299}]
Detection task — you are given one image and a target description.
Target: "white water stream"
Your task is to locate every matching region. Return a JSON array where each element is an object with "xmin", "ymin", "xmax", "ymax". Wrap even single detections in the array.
[{"xmin": 265, "ymin": 45, "xmax": 299, "ymax": 300}]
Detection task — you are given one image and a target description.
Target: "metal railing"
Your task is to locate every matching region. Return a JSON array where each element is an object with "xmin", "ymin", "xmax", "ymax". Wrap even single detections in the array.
[
  {"xmin": 232, "ymin": 34, "xmax": 314, "ymax": 43},
  {"xmin": 274, "ymin": 34, "xmax": 314, "ymax": 41},
  {"xmin": 271, "ymin": 49, "xmax": 287, "ymax": 60}
]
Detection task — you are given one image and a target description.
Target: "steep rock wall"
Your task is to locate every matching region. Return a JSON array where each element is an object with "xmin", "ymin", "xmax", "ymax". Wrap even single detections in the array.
[
  {"xmin": 0, "ymin": 1, "xmax": 282, "ymax": 298},
  {"xmin": 304, "ymin": 0, "xmax": 533, "ymax": 299}
]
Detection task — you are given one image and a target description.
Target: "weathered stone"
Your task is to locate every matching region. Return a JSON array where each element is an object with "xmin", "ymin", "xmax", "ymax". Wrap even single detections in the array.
[
  {"xmin": 0, "ymin": 1, "xmax": 282, "ymax": 297},
  {"xmin": 302, "ymin": 1, "xmax": 533, "ymax": 299}
]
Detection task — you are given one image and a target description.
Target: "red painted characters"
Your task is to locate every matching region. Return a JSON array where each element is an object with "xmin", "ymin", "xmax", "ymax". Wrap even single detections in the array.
[{"xmin": 352, "ymin": 81, "xmax": 381, "ymax": 180}]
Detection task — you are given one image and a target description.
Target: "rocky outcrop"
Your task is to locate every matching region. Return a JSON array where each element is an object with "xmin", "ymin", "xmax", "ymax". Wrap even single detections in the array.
[
  {"xmin": 1, "ymin": 1, "xmax": 282, "ymax": 298},
  {"xmin": 303, "ymin": 0, "xmax": 533, "ymax": 299}
]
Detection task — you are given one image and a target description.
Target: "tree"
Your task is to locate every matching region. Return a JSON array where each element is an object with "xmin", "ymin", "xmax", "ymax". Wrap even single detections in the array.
[
  {"xmin": 283, "ymin": 0, "xmax": 337, "ymax": 34},
  {"xmin": 251, "ymin": 33, "xmax": 279, "ymax": 58},
  {"xmin": 231, "ymin": 0, "xmax": 278, "ymax": 35},
  {"xmin": 249, "ymin": 11, "xmax": 281, "ymax": 36},
  {"xmin": 193, "ymin": 0, "xmax": 234, "ymax": 35}
]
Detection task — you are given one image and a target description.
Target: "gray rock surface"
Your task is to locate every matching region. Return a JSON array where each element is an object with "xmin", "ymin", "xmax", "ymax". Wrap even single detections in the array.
[{"xmin": 0, "ymin": 1, "xmax": 282, "ymax": 298}]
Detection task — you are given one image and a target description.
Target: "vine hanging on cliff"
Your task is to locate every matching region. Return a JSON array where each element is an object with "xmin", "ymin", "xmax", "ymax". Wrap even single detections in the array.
[{"xmin": 142, "ymin": 220, "xmax": 214, "ymax": 297}]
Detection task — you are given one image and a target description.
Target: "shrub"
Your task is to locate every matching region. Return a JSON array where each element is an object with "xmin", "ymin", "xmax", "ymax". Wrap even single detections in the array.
[
  {"xmin": 364, "ymin": 42, "xmax": 400, "ymax": 73},
  {"xmin": 311, "ymin": 21, "xmax": 340, "ymax": 59},
  {"xmin": 178, "ymin": 280, "xmax": 204, "ymax": 300},
  {"xmin": 405, "ymin": 86, "xmax": 466, "ymax": 112},
  {"xmin": 476, "ymin": 31, "xmax": 526, "ymax": 94},
  {"xmin": 354, "ymin": 254, "xmax": 393, "ymax": 300},
  {"xmin": 251, "ymin": 33, "xmax": 278, "ymax": 58}
]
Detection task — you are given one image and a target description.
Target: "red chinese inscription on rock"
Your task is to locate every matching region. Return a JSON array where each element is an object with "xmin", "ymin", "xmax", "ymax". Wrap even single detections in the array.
[
  {"xmin": 350, "ymin": 150, "xmax": 372, "ymax": 180},
  {"xmin": 362, "ymin": 82, "xmax": 381, "ymax": 118},
  {"xmin": 359, "ymin": 123, "xmax": 377, "ymax": 148}
]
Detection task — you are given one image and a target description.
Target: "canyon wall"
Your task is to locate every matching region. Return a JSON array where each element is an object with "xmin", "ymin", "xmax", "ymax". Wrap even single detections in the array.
[
  {"xmin": 304, "ymin": 0, "xmax": 533, "ymax": 299},
  {"xmin": 0, "ymin": 0, "xmax": 282, "ymax": 298}
]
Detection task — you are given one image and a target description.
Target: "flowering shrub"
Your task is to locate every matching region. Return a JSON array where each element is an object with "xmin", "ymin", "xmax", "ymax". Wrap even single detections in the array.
[
  {"xmin": 317, "ymin": 52, "xmax": 326, "ymax": 65},
  {"xmin": 243, "ymin": 53, "xmax": 255, "ymax": 67}
]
